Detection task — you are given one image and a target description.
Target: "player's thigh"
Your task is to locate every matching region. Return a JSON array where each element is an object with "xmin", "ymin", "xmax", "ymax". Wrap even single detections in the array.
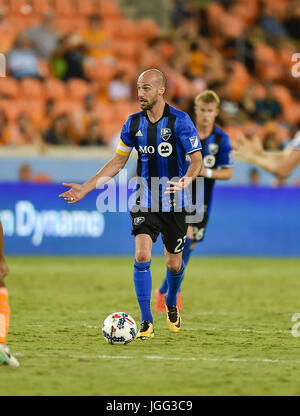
[
  {"xmin": 161, "ymin": 211, "xmax": 188, "ymax": 256},
  {"xmin": 135, "ymin": 234, "xmax": 153, "ymax": 263},
  {"xmin": 164, "ymin": 247, "xmax": 183, "ymax": 273}
]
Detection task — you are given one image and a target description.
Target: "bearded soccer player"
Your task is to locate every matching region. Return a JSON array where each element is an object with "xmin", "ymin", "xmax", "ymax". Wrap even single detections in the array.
[
  {"xmin": 234, "ymin": 130, "xmax": 300, "ymax": 179},
  {"xmin": 60, "ymin": 69, "xmax": 202, "ymax": 340},
  {"xmin": 155, "ymin": 90, "xmax": 233, "ymax": 311},
  {"xmin": 0, "ymin": 220, "xmax": 19, "ymax": 366}
]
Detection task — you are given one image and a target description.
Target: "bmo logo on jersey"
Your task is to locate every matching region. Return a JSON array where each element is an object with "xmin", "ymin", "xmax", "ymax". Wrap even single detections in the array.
[
  {"xmin": 138, "ymin": 143, "xmax": 173, "ymax": 157},
  {"xmin": 138, "ymin": 145, "xmax": 155, "ymax": 154},
  {"xmin": 158, "ymin": 142, "xmax": 173, "ymax": 157}
]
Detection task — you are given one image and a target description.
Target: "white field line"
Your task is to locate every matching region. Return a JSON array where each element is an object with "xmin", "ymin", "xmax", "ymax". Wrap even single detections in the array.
[
  {"xmin": 82, "ymin": 323, "xmax": 291, "ymax": 335},
  {"xmin": 12, "ymin": 352, "xmax": 300, "ymax": 365}
]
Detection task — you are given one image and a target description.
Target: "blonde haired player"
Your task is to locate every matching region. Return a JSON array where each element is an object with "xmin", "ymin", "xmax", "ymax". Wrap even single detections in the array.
[
  {"xmin": 0, "ymin": 220, "xmax": 19, "ymax": 366},
  {"xmin": 155, "ymin": 90, "xmax": 233, "ymax": 311}
]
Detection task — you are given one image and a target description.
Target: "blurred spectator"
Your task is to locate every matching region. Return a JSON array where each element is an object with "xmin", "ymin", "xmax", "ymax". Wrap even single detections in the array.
[
  {"xmin": 73, "ymin": 94, "xmax": 98, "ymax": 141},
  {"xmin": 263, "ymin": 131, "xmax": 284, "ymax": 151},
  {"xmin": 285, "ymin": 0, "xmax": 300, "ymax": 40},
  {"xmin": 7, "ymin": 33, "xmax": 43, "ymax": 80},
  {"xmin": 26, "ymin": 10, "xmax": 60, "ymax": 59},
  {"xmin": 79, "ymin": 119, "xmax": 105, "ymax": 146},
  {"xmin": 80, "ymin": 14, "xmax": 113, "ymax": 62},
  {"xmin": 249, "ymin": 168, "xmax": 261, "ymax": 186},
  {"xmin": 18, "ymin": 163, "xmax": 52, "ymax": 183},
  {"xmin": 108, "ymin": 71, "xmax": 132, "ymax": 101},
  {"xmin": 4, "ymin": 113, "xmax": 41, "ymax": 146},
  {"xmin": 259, "ymin": 4, "xmax": 289, "ymax": 41},
  {"xmin": 171, "ymin": 0, "xmax": 192, "ymax": 26},
  {"xmin": 255, "ymin": 84, "xmax": 282, "ymax": 123},
  {"xmin": 0, "ymin": 109, "xmax": 10, "ymax": 145},
  {"xmin": 43, "ymin": 114, "xmax": 72, "ymax": 145},
  {"xmin": 40, "ymin": 98, "xmax": 56, "ymax": 130},
  {"xmin": 239, "ymin": 85, "xmax": 258, "ymax": 120},
  {"xmin": 51, "ymin": 35, "xmax": 88, "ymax": 82}
]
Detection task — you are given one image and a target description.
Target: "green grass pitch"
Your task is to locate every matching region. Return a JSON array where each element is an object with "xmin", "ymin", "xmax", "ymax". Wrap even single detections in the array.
[{"xmin": 1, "ymin": 256, "xmax": 300, "ymax": 396}]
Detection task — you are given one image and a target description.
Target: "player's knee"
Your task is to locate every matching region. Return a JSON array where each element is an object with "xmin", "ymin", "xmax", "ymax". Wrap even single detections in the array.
[
  {"xmin": 166, "ymin": 259, "xmax": 182, "ymax": 274},
  {"xmin": 135, "ymin": 249, "xmax": 151, "ymax": 264}
]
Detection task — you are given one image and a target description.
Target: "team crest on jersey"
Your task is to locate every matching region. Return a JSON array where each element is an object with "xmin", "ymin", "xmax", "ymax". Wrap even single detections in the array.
[
  {"xmin": 134, "ymin": 217, "xmax": 145, "ymax": 226},
  {"xmin": 158, "ymin": 142, "xmax": 173, "ymax": 157},
  {"xmin": 189, "ymin": 136, "xmax": 199, "ymax": 148},
  {"xmin": 161, "ymin": 128, "xmax": 172, "ymax": 141},
  {"xmin": 208, "ymin": 143, "xmax": 219, "ymax": 155},
  {"xmin": 203, "ymin": 155, "xmax": 216, "ymax": 168}
]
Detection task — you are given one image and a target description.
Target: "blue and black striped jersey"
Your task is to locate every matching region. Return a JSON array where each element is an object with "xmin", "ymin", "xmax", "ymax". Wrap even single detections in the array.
[
  {"xmin": 186, "ymin": 125, "xmax": 232, "ymax": 216},
  {"xmin": 117, "ymin": 103, "xmax": 202, "ymax": 211}
]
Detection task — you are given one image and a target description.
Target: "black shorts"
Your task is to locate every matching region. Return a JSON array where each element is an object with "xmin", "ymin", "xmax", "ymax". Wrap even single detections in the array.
[
  {"xmin": 188, "ymin": 213, "xmax": 209, "ymax": 243},
  {"xmin": 130, "ymin": 207, "xmax": 188, "ymax": 254}
]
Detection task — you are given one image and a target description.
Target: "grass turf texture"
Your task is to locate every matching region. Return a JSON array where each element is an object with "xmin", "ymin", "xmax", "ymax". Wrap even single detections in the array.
[{"xmin": 1, "ymin": 256, "xmax": 300, "ymax": 396}]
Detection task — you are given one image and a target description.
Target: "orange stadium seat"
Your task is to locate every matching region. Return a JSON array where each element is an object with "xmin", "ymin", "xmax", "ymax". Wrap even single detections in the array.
[
  {"xmin": 0, "ymin": 78, "xmax": 19, "ymax": 99},
  {"xmin": 67, "ymin": 78, "xmax": 92, "ymax": 100},
  {"xmin": 44, "ymin": 78, "xmax": 67, "ymax": 99},
  {"xmin": 54, "ymin": 99, "xmax": 81, "ymax": 116},
  {"xmin": 54, "ymin": 0, "xmax": 77, "ymax": 17},
  {"xmin": 20, "ymin": 78, "xmax": 44, "ymax": 99},
  {"xmin": 31, "ymin": 0, "xmax": 53, "ymax": 15},
  {"xmin": 77, "ymin": 0, "xmax": 97, "ymax": 16},
  {"xmin": 55, "ymin": 17, "xmax": 78, "ymax": 33},
  {"xmin": 114, "ymin": 19, "xmax": 139, "ymax": 40},
  {"xmin": 112, "ymin": 40, "xmax": 139, "ymax": 60},
  {"xmin": 136, "ymin": 19, "xmax": 160, "ymax": 42},
  {"xmin": 0, "ymin": 99, "xmax": 23, "ymax": 121},
  {"xmin": 84, "ymin": 60, "xmax": 116, "ymax": 83},
  {"xmin": 0, "ymin": 31, "xmax": 15, "ymax": 54},
  {"xmin": 98, "ymin": 0, "xmax": 122, "ymax": 19}
]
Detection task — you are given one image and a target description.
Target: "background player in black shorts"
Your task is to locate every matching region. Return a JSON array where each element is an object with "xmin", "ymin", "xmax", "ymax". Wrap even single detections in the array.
[{"xmin": 155, "ymin": 90, "xmax": 233, "ymax": 311}]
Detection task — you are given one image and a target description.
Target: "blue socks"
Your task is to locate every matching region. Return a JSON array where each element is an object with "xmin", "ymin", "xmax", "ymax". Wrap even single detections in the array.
[
  {"xmin": 133, "ymin": 260, "xmax": 153, "ymax": 323},
  {"xmin": 182, "ymin": 237, "xmax": 194, "ymax": 267},
  {"xmin": 165, "ymin": 262, "xmax": 185, "ymax": 307},
  {"xmin": 159, "ymin": 237, "xmax": 193, "ymax": 295}
]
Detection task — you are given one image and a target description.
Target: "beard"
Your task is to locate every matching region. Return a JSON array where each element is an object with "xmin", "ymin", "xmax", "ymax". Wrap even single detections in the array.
[{"xmin": 140, "ymin": 96, "xmax": 158, "ymax": 111}]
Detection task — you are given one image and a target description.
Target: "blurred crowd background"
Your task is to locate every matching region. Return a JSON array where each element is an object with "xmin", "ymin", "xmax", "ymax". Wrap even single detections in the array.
[{"xmin": 0, "ymin": 0, "xmax": 300, "ymax": 159}]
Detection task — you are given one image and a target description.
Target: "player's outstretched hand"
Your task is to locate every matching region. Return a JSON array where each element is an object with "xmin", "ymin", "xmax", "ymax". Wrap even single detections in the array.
[
  {"xmin": 164, "ymin": 176, "xmax": 192, "ymax": 194},
  {"xmin": 233, "ymin": 134, "xmax": 263, "ymax": 163},
  {"xmin": 59, "ymin": 183, "xmax": 87, "ymax": 204}
]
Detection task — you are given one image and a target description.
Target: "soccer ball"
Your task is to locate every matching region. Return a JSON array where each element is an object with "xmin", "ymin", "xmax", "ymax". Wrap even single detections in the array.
[{"xmin": 102, "ymin": 312, "xmax": 137, "ymax": 345}]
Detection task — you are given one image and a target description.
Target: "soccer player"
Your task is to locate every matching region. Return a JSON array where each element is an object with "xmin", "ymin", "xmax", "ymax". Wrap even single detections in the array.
[
  {"xmin": 0, "ymin": 220, "xmax": 19, "ymax": 366},
  {"xmin": 234, "ymin": 131, "xmax": 300, "ymax": 179},
  {"xmin": 155, "ymin": 90, "xmax": 233, "ymax": 311},
  {"xmin": 59, "ymin": 69, "xmax": 202, "ymax": 340}
]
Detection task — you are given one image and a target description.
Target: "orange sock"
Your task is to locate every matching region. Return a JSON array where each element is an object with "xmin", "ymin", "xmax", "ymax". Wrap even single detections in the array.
[{"xmin": 0, "ymin": 287, "xmax": 10, "ymax": 344}]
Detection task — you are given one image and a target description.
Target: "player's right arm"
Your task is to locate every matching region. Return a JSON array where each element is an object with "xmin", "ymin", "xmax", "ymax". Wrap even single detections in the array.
[
  {"xmin": 60, "ymin": 119, "xmax": 134, "ymax": 204},
  {"xmin": 60, "ymin": 152, "xmax": 130, "ymax": 204}
]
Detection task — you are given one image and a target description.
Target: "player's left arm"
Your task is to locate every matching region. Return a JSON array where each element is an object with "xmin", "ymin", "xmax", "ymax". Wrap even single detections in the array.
[
  {"xmin": 201, "ymin": 133, "xmax": 233, "ymax": 180},
  {"xmin": 166, "ymin": 113, "xmax": 203, "ymax": 193},
  {"xmin": 200, "ymin": 166, "xmax": 233, "ymax": 180},
  {"xmin": 165, "ymin": 151, "xmax": 202, "ymax": 193}
]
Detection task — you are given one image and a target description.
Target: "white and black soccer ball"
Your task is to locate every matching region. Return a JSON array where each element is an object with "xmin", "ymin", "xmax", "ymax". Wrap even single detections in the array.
[{"xmin": 102, "ymin": 312, "xmax": 137, "ymax": 345}]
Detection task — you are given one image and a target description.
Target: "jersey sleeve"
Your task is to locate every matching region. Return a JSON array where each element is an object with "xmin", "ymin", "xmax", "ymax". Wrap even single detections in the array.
[
  {"xmin": 116, "ymin": 117, "xmax": 134, "ymax": 156},
  {"xmin": 176, "ymin": 113, "xmax": 202, "ymax": 155},
  {"xmin": 218, "ymin": 133, "xmax": 233, "ymax": 167}
]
